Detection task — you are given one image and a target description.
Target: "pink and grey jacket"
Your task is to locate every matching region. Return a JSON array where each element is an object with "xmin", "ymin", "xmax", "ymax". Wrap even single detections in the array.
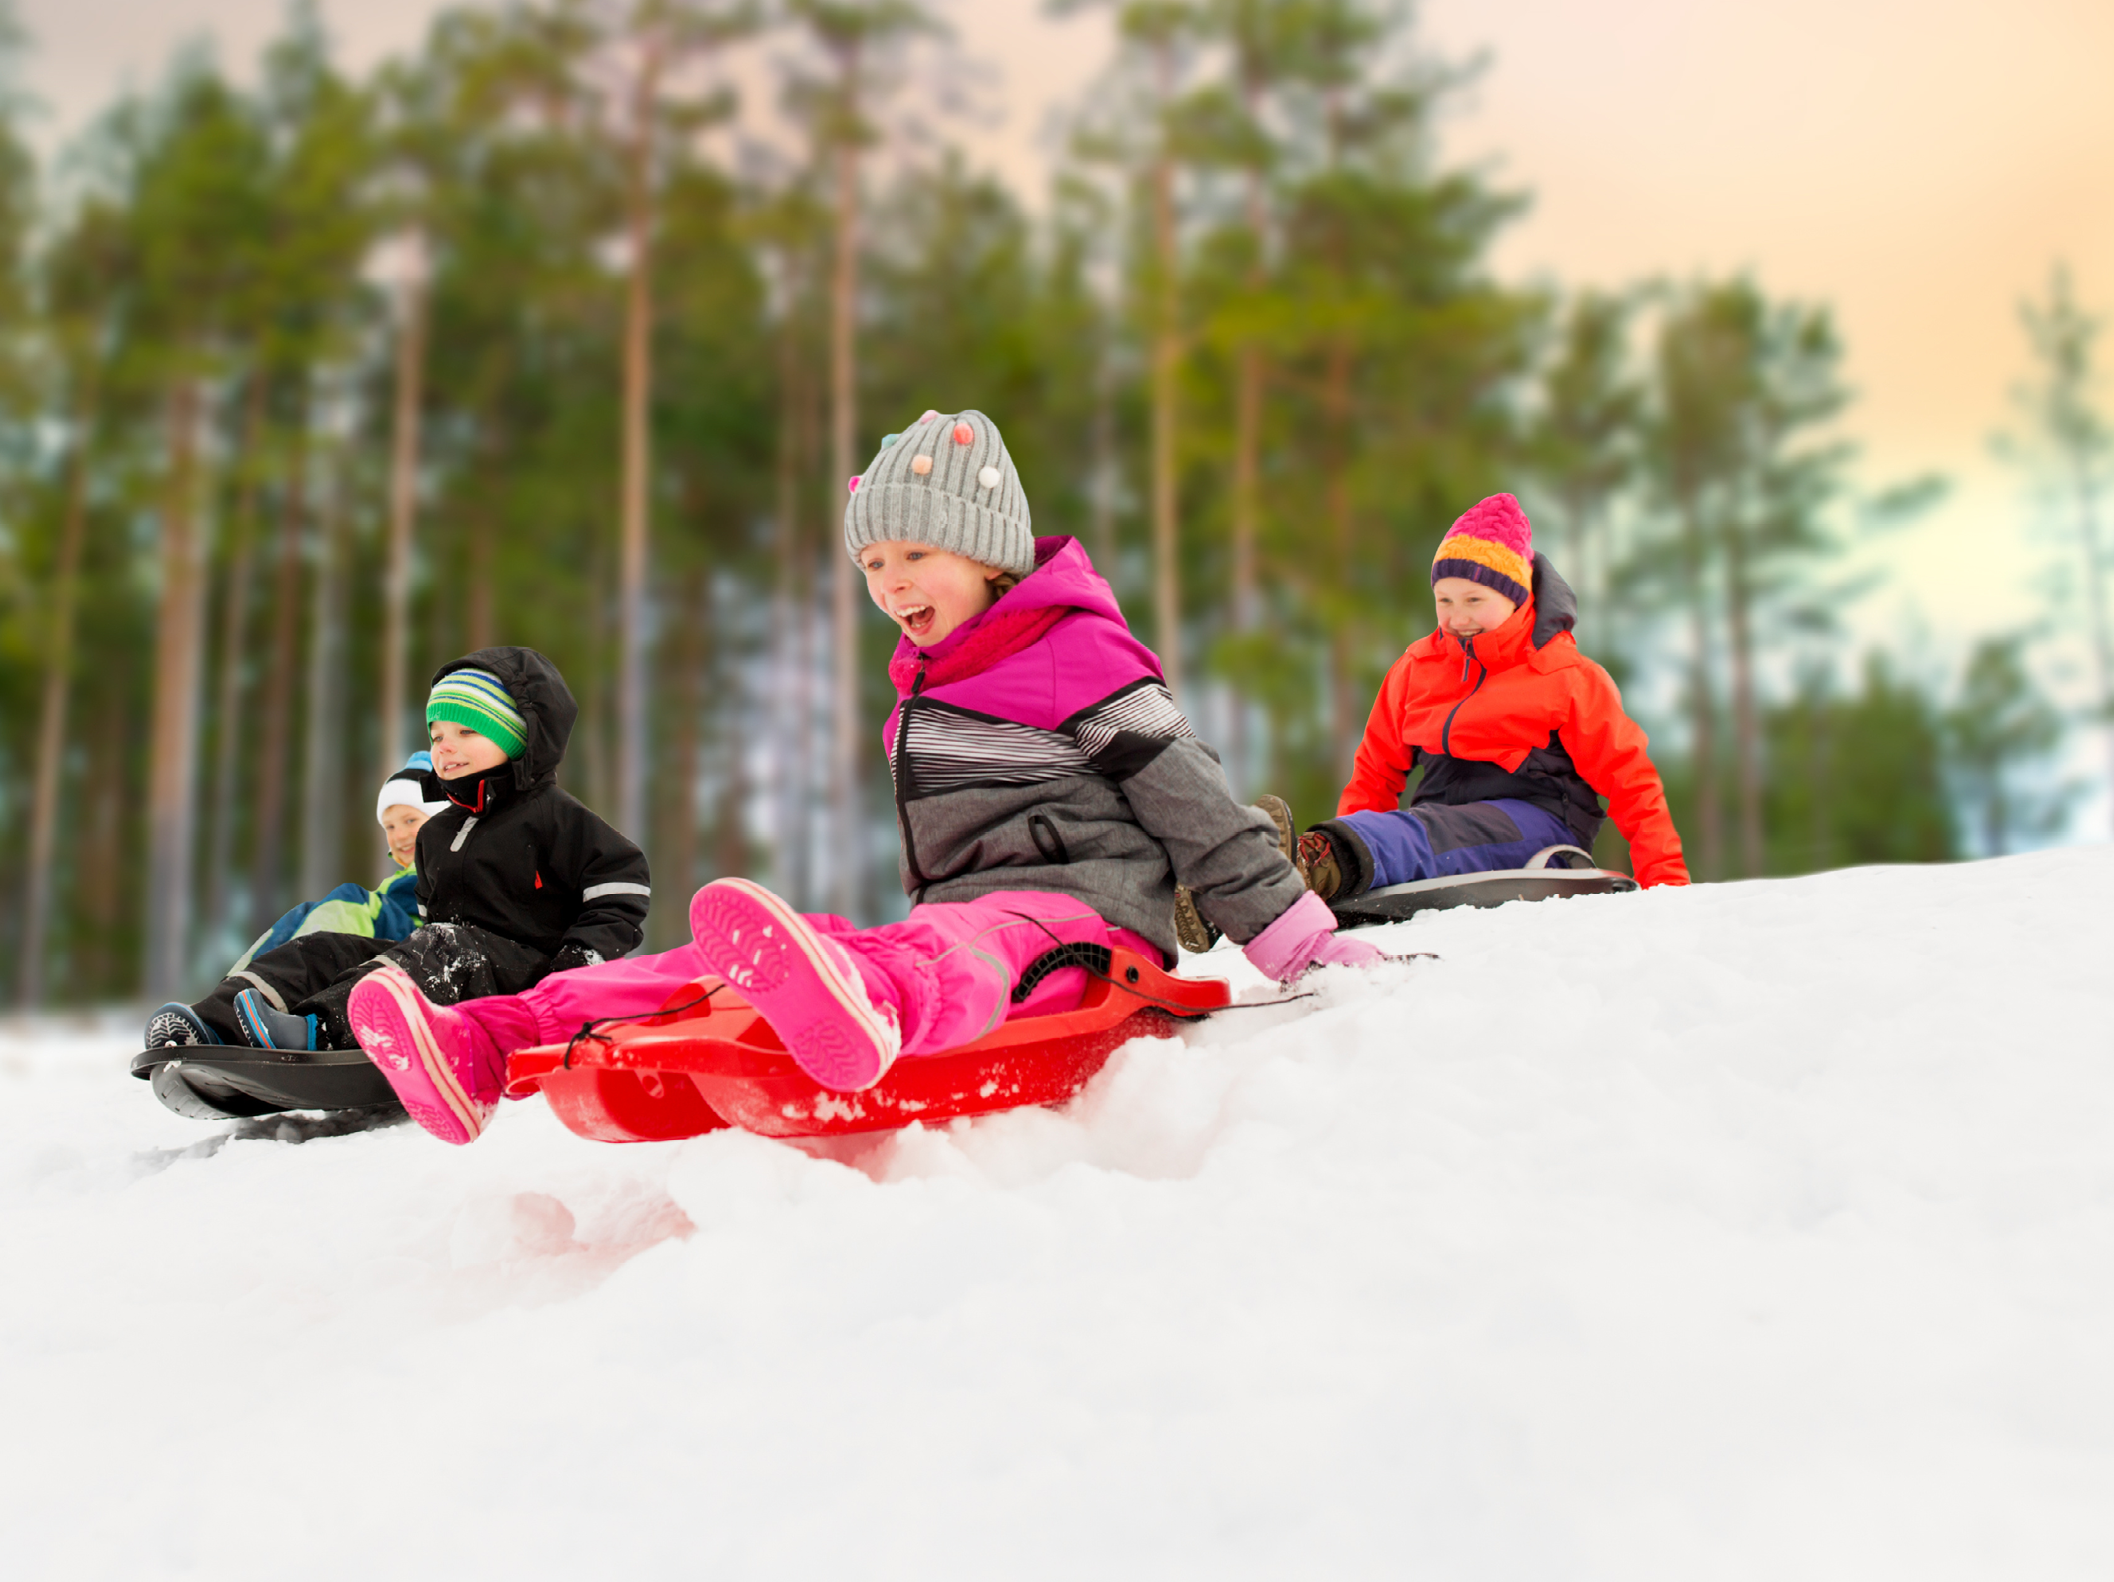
[{"xmin": 883, "ymin": 536, "xmax": 1305, "ymax": 960}]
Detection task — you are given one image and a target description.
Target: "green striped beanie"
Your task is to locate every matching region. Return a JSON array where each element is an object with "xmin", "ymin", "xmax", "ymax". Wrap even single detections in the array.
[{"xmin": 426, "ymin": 668, "xmax": 528, "ymax": 759}]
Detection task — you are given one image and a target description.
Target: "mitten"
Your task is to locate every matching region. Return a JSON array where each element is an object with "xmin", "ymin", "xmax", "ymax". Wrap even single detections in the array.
[{"xmin": 1241, "ymin": 890, "xmax": 1383, "ymax": 984}]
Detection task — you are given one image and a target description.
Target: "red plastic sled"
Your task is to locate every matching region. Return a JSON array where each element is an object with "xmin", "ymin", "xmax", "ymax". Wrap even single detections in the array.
[{"xmin": 504, "ymin": 946, "xmax": 1231, "ymax": 1143}]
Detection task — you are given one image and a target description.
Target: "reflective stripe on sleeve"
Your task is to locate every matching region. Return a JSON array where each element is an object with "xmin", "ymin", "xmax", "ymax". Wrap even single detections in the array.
[{"xmin": 581, "ymin": 882, "xmax": 652, "ymax": 901}]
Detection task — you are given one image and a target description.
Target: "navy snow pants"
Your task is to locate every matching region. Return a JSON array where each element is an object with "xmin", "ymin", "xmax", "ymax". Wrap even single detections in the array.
[{"xmin": 1339, "ymin": 798, "xmax": 1579, "ymax": 890}]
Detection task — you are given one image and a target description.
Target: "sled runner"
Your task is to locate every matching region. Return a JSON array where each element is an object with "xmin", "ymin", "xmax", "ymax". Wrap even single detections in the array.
[
  {"xmin": 504, "ymin": 943, "xmax": 1232, "ymax": 1144},
  {"xmin": 1329, "ymin": 844, "xmax": 1638, "ymax": 928},
  {"xmin": 131, "ymin": 1043, "xmax": 399, "ymax": 1121}
]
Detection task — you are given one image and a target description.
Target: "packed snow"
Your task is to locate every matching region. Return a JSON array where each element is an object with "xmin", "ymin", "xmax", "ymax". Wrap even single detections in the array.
[{"xmin": 4, "ymin": 849, "xmax": 2111, "ymax": 1580}]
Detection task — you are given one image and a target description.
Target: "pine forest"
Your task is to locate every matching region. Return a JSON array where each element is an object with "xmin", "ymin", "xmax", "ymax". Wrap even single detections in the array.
[{"xmin": 0, "ymin": 0, "xmax": 2103, "ymax": 1007}]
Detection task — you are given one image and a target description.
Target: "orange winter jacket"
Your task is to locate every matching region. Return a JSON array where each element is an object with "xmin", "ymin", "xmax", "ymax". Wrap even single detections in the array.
[{"xmin": 1339, "ymin": 556, "xmax": 1690, "ymax": 887}]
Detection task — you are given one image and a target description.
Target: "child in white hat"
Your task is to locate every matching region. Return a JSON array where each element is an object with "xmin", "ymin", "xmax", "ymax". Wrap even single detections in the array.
[{"xmin": 222, "ymin": 752, "xmax": 447, "ymax": 976}]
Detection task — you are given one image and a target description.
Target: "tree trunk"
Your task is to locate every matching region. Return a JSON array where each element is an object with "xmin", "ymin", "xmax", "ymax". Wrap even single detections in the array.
[
  {"xmin": 616, "ymin": 43, "xmax": 663, "ymax": 844},
  {"xmin": 716, "ymin": 589, "xmax": 750, "ymax": 887},
  {"xmin": 582, "ymin": 542, "xmax": 612, "ymax": 813},
  {"xmin": 1227, "ymin": 342, "xmax": 1262, "ymax": 784},
  {"xmin": 1323, "ymin": 336, "xmax": 1357, "ymax": 776},
  {"xmin": 710, "ymin": 563, "xmax": 748, "ymax": 884},
  {"xmin": 2071, "ymin": 458, "xmax": 2114, "ymax": 837},
  {"xmin": 1679, "ymin": 497, "xmax": 1721, "ymax": 880},
  {"xmin": 1089, "ymin": 349, "xmax": 1116, "ymax": 568},
  {"xmin": 250, "ymin": 411, "xmax": 310, "ymax": 936},
  {"xmin": 300, "ymin": 465, "xmax": 350, "ymax": 899},
  {"xmin": 794, "ymin": 321, "xmax": 824, "ymax": 907},
  {"xmin": 773, "ymin": 281, "xmax": 809, "ymax": 902},
  {"xmin": 144, "ymin": 379, "xmax": 209, "ymax": 1001},
  {"xmin": 16, "ymin": 419, "xmax": 93, "ymax": 1008},
  {"xmin": 1559, "ymin": 483, "xmax": 1591, "ymax": 656},
  {"xmin": 828, "ymin": 106, "xmax": 863, "ymax": 916},
  {"xmin": 658, "ymin": 564, "xmax": 707, "ymax": 950},
  {"xmin": 380, "ymin": 245, "xmax": 426, "ymax": 787},
  {"xmin": 201, "ymin": 373, "xmax": 267, "ymax": 952},
  {"xmin": 467, "ymin": 468, "xmax": 496, "ymax": 650},
  {"xmin": 77, "ymin": 695, "xmax": 128, "ymax": 997},
  {"xmin": 1226, "ymin": 144, "xmax": 1269, "ymax": 792},
  {"xmin": 1725, "ymin": 525, "xmax": 1764, "ymax": 875},
  {"xmin": 1808, "ymin": 686, "xmax": 1832, "ymax": 867},
  {"xmin": 1148, "ymin": 40, "xmax": 1183, "ymax": 701}
]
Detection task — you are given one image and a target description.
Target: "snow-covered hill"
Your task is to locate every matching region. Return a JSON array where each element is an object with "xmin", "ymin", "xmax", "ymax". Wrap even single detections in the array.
[{"xmin": 5, "ymin": 850, "xmax": 2111, "ymax": 1580}]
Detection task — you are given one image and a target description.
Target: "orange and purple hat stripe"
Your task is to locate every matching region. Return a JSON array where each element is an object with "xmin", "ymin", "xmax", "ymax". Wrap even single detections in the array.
[{"xmin": 1431, "ymin": 492, "xmax": 1534, "ymax": 606}]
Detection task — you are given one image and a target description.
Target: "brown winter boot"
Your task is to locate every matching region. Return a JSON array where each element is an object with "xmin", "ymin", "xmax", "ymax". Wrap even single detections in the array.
[
  {"xmin": 1293, "ymin": 820, "xmax": 1378, "ymax": 903},
  {"xmin": 1297, "ymin": 829, "xmax": 1344, "ymax": 901},
  {"xmin": 1173, "ymin": 795, "xmax": 1302, "ymax": 953},
  {"xmin": 1172, "ymin": 886, "xmax": 1217, "ymax": 954},
  {"xmin": 1251, "ymin": 794, "xmax": 1298, "ymax": 867}
]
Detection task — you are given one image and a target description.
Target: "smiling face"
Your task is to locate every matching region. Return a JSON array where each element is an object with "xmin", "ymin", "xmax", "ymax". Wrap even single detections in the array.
[
  {"xmin": 1432, "ymin": 576, "xmax": 1519, "ymax": 640},
  {"xmin": 380, "ymin": 805, "xmax": 429, "ymax": 870},
  {"xmin": 427, "ymin": 719, "xmax": 512, "ymax": 780},
  {"xmin": 860, "ymin": 540, "xmax": 1008, "ymax": 647}
]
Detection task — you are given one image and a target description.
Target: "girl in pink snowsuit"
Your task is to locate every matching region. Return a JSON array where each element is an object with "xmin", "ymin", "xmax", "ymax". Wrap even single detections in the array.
[{"xmin": 350, "ymin": 409, "xmax": 1376, "ymax": 1144}]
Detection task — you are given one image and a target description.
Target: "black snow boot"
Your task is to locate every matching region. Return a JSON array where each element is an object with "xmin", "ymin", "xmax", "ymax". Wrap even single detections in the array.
[
  {"xmin": 233, "ymin": 988, "xmax": 320, "ymax": 1051},
  {"xmin": 145, "ymin": 1003, "xmax": 221, "ymax": 1050}
]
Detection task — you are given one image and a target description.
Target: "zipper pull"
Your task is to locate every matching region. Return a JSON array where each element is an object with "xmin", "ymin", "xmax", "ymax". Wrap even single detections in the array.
[
  {"xmin": 912, "ymin": 656, "xmax": 928, "ymax": 698},
  {"xmin": 1458, "ymin": 635, "xmax": 1475, "ymax": 684}
]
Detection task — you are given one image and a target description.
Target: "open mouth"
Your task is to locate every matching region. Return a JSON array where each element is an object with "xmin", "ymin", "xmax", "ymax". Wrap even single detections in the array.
[{"xmin": 895, "ymin": 603, "xmax": 936, "ymax": 638}]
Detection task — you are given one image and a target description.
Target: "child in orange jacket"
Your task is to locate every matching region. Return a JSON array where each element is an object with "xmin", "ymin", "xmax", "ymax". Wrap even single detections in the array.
[{"xmin": 1294, "ymin": 492, "xmax": 1688, "ymax": 901}]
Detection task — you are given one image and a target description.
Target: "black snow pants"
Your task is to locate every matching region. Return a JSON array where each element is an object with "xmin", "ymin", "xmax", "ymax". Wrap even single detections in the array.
[{"xmin": 193, "ymin": 923, "xmax": 551, "ymax": 1050}]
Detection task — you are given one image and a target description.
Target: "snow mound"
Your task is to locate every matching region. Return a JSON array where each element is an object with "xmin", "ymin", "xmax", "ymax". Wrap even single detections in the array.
[{"xmin": 5, "ymin": 850, "xmax": 2112, "ymax": 1580}]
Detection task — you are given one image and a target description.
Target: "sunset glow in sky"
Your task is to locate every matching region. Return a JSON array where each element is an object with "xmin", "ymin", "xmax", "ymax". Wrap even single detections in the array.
[{"xmin": 18, "ymin": 0, "xmax": 2114, "ymax": 657}]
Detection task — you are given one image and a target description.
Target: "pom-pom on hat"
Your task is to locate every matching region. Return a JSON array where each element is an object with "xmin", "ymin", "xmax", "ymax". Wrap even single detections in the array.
[
  {"xmin": 1431, "ymin": 492, "xmax": 1534, "ymax": 607},
  {"xmin": 426, "ymin": 668, "xmax": 529, "ymax": 759},
  {"xmin": 376, "ymin": 750, "xmax": 449, "ymax": 825},
  {"xmin": 843, "ymin": 408, "xmax": 1034, "ymax": 577}
]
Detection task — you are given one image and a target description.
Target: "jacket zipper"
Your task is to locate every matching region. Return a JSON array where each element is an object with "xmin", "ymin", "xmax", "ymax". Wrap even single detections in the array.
[
  {"xmin": 1439, "ymin": 635, "xmax": 1488, "ymax": 758},
  {"xmin": 895, "ymin": 659, "xmax": 931, "ymax": 899}
]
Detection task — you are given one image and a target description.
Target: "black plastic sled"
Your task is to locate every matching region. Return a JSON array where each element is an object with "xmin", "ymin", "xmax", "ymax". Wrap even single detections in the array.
[
  {"xmin": 1330, "ymin": 844, "xmax": 1638, "ymax": 928},
  {"xmin": 132, "ymin": 1044, "xmax": 399, "ymax": 1122}
]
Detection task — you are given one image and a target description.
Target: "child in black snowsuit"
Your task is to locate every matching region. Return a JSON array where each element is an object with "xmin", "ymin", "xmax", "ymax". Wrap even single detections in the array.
[{"xmin": 145, "ymin": 647, "xmax": 650, "ymax": 1053}]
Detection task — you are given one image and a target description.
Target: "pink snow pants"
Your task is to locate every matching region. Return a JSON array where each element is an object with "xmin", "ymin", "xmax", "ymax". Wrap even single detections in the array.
[{"xmin": 459, "ymin": 889, "xmax": 1159, "ymax": 1066}]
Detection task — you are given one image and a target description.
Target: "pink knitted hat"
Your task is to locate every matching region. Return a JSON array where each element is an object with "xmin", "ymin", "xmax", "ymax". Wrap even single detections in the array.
[{"xmin": 1431, "ymin": 493, "xmax": 1534, "ymax": 606}]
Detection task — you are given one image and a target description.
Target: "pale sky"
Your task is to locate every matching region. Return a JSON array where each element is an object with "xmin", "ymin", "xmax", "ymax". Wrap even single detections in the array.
[
  {"xmin": 18, "ymin": 0, "xmax": 2114, "ymax": 674},
  {"xmin": 1417, "ymin": 0, "xmax": 2114, "ymax": 677}
]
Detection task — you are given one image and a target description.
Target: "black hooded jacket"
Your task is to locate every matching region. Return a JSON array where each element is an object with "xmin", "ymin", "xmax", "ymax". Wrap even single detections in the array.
[{"xmin": 413, "ymin": 647, "xmax": 651, "ymax": 971}]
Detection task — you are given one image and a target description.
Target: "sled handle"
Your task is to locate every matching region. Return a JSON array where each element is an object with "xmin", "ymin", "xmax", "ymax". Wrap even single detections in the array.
[
  {"xmin": 1012, "ymin": 943, "xmax": 1230, "ymax": 1016},
  {"xmin": 1011, "ymin": 941, "xmax": 1114, "ymax": 1002}
]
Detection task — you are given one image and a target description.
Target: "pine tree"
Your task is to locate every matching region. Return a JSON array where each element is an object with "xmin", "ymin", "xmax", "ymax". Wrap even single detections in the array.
[
  {"xmin": 1642, "ymin": 280, "xmax": 1847, "ymax": 879},
  {"xmin": 1529, "ymin": 290, "xmax": 1639, "ymax": 658},
  {"xmin": 1059, "ymin": 1, "xmax": 1207, "ymax": 695},
  {"xmin": 111, "ymin": 60, "xmax": 275, "ymax": 996},
  {"xmin": 1945, "ymin": 635, "xmax": 2073, "ymax": 856},
  {"xmin": 785, "ymin": 0, "xmax": 941, "ymax": 912},
  {"xmin": 2005, "ymin": 265, "xmax": 2113, "ymax": 833}
]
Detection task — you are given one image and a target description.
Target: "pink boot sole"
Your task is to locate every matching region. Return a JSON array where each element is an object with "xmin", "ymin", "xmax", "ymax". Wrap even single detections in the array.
[
  {"xmin": 348, "ymin": 965, "xmax": 496, "ymax": 1145},
  {"xmin": 687, "ymin": 878, "xmax": 901, "ymax": 1092}
]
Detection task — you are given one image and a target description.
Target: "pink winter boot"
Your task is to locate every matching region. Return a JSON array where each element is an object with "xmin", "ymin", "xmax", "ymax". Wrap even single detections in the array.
[
  {"xmin": 348, "ymin": 964, "xmax": 508, "ymax": 1145},
  {"xmin": 687, "ymin": 878, "xmax": 903, "ymax": 1092}
]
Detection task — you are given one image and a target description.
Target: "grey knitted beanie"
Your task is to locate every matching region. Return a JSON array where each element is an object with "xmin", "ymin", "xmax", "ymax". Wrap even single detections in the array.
[{"xmin": 843, "ymin": 408, "xmax": 1035, "ymax": 577}]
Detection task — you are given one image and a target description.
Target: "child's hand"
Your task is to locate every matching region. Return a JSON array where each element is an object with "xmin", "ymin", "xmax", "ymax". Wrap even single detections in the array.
[{"xmin": 1241, "ymin": 891, "xmax": 1384, "ymax": 984}]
